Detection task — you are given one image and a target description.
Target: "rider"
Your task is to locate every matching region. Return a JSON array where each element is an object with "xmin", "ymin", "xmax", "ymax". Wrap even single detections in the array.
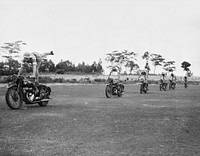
[
  {"xmin": 18, "ymin": 51, "xmax": 54, "ymax": 84},
  {"xmin": 138, "ymin": 62, "xmax": 150, "ymax": 82},
  {"xmin": 160, "ymin": 72, "xmax": 167, "ymax": 83},
  {"xmin": 170, "ymin": 73, "xmax": 177, "ymax": 83},
  {"xmin": 138, "ymin": 64, "xmax": 149, "ymax": 90},
  {"xmin": 108, "ymin": 66, "xmax": 120, "ymax": 84}
]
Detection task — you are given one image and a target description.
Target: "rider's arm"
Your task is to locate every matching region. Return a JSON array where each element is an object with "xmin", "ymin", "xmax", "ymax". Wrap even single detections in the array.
[{"xmin": 18, "ymin": 64, "xmax": 24, "ymax": 76}]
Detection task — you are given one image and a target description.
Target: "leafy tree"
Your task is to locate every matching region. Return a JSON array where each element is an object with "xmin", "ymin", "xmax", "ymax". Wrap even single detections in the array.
[
  {"xmin": 150, "ymin": 54, "xmax": 165, "ymax": 74},
  {"xmin": 91, "ymin": 61, "xmax": 97, "ymax": 73},
  {"xmin": 56, "ymin": 60, "xmax": 75, "ymax": 72},
  {"xmin": 125, "ymin": 60, "xmax": 139, "ymax": 74},
  {"xmin": 181, "ymin": 61, "xmax": 191, "ymax": 71},
  {"xmin": 142, "ymin": 51, "xmax": 151, "ymax": 72},
  {"xmin": 40, "ymin": 59, "xmax": 56, "ymax": 72},
  {"xmin": 163, "ymin": 61, "xmax": 176, "ymax": 73},
  {"xmin": 96, "ymin": 59, "xmax": 103, "ymax": 74},
  {"xmin": 0, "ymin": 41, "xmax": 26, "ymax": 60},
  {"xmin": 181, "ymin": 61, "xmax": 192, "ymax": 77},
  {"xmin": 142, "ymin": 51, "xmax": 150, "ymax": 61},
  {"xmin": 0, "ymin": 41, "xmax": 26, "ymax": 75},
  {"xmin": 106, "ymin": 50, "xmax": 137, "ymax": 73}
]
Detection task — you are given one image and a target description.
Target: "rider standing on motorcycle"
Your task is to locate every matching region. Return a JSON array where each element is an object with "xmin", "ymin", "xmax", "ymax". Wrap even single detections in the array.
[
  {"xmin": 18, "ymin": 51, "xmax": 54, "ymax": 83},
  {"xmin": 138, "ymin": 62, "xmax": 150, "ymax": 82},
  {"xmin": 138, "ymin": 62, "xmax": 150, "ymax": 90}
]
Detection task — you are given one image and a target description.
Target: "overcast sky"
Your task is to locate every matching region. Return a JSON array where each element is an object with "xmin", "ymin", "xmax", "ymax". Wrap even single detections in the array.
[{"xmin": 0, "ymin": 0, "xmax": 200, "ymax": 76}]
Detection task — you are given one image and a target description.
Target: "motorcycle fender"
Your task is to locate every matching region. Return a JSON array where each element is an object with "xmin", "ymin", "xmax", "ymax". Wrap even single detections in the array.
[{"xmin": 6, "ymin": 83, "xmax": 17, "ymax": 89}]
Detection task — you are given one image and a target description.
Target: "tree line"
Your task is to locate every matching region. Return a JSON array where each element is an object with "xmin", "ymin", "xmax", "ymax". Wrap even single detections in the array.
[
  {"xmin": 105, "ymin": 50, "xmax": 192, "ymax": 76},
  {"xmin": 0, "ymin": 41, "xmax": 192, "ymax": 76},
  {"xmin": 0, "ymin": 41, "xmax": 103, "ymax": 75}
]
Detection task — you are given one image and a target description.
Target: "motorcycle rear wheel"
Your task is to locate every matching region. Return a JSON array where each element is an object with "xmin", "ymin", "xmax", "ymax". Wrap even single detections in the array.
[{"xmin": 5, "ymin": 86, "xmax": 23, "ymax": 109}]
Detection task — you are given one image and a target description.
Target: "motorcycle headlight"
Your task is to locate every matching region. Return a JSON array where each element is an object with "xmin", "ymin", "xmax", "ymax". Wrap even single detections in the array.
[{"xmin": 11, "ymin": 74, "xmax": 18, "ymax": 83}]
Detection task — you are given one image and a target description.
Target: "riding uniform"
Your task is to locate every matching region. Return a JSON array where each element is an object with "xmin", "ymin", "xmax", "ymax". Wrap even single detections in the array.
[
  {"xmin": 138, "ymin": 69, "xmax": 148, "ymax": 82},
  {"xmin": 160, "ymin": 72, "xmax": 167, "ymax": 82},
  {"xmin": 170, "ymin": 73, "xmax": 176, "ymax": 83}
]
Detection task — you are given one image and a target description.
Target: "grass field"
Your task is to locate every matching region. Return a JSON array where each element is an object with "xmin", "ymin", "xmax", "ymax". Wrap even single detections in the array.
[{"xmin": 1, "ymin": 84, "xmax": 200, "ymax": 156}]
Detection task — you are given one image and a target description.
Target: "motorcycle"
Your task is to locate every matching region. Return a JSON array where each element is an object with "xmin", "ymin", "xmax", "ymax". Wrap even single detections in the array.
[
  {"xmin": 169, "ymin": 80, "xmax": 176, "ymax": 90},
  {"xmin": 105, "ymin": 78, "xmax": 124, "ymax": 98},
  {"xmin": 159, "ymin": 79, "xmax": 168, "ymax": 91},
  {"xmin": 140, "ymin": 79, "xmax": 148, "ymax": 94},
  {"xmin": 5, "ymin": 75, "xmax": 51, "ymax": 109}
]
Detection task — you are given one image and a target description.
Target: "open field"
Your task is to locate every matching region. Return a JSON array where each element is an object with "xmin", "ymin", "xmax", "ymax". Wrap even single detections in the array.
[{"xmin": 1, "ymin": 84, "xmax": 200, "ymax": 156}]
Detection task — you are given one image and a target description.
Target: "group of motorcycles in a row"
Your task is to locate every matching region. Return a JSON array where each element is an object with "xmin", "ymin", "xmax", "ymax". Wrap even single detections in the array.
[{"xmin": 5, "ymin": 73, "xmax": 182, "ymax": 109}]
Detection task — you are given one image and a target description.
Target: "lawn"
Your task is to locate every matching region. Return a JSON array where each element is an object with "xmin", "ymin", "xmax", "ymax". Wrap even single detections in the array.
[{"xmin": 0, "ymin": 84, "xmax": 200, "ymax": 156}]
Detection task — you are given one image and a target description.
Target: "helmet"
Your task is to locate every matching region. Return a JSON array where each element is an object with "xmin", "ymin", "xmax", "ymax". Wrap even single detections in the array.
[{"xmin": 23, "ymin": 52, "xmax": 31, "ymax": 58}]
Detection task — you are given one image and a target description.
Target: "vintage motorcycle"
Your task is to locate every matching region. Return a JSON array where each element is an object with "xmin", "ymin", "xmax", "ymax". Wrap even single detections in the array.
[
  {"xmin": 5, "ymin": 75, "xmax": 52, "ymax": 109},
  {"xmin": 105, "ymin": 78, "xmax": 124, "ymax": 98},
  {"xmin": 159, "ymin": 79, "xmax": 168, "ymax": 91},
  {"xmin": 140, "ymin": 78, "xmax": 148, "ymax": 94},
  {"xmin": 169, "ymin": 80, "xmax": 176, "ymax": 90}
]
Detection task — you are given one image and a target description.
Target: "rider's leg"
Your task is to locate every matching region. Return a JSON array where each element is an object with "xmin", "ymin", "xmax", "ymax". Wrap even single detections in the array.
[
  {"xmin": 18, "ymin": 63, "xmax": 25, "ymax": 76},
  {"xmin": 40, "ymin": 51, "xmax": 54, "ymax": 58},
  {"xmin": 35, "ymin": 61, "xmax": 41, "ymax": 84}
]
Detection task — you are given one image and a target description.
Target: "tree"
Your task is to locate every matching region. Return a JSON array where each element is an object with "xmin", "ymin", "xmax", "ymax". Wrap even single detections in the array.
[
  {"xmin": 163, "ymin": 61, "xmax": 176, "ymax": 73},
  {"xmin": 142, "ymin": 51, "xmax": 150, "ymax": 61},
  {"xmin": 96, "ymin": 59, "xmax": 103, "ymax": 74},
  {"xmin": 0, "ymin": 41, "xmax": 26, "ymax": 75},
  {"xmin": 150, "ymin": 54, "xmax": 165, "ymax": 74},
  {"xmin": 91, "ymin": 61, "xmax": 97, "ymax": 73},
  {"xmin": 1, "ymin": 41, "xmax": 26, "ymax": 60},
  {"xmin": 125, "ymin": 60, "xmax": 139, "ymax": 74},
  {"xmin": 142, "ymin": 51, "xmax": 151, "ymax": 72},
  {"xmin": 181, "ymin": 61, "xmax": 192, "ymax": 77},
  {"xmin": 40, "ymin": 59, "xmax": 56, "ymax": 72},
  {"xmin": 56, "ymin": 60, "xmax": 75, "ymax": 72},
  {"xmin": 181, "ymin": 61, "xmax": 191, "ymax": 71},
  {"xmin": 105, "ymin": 50, "xmax": 137, "ymax": 73}
]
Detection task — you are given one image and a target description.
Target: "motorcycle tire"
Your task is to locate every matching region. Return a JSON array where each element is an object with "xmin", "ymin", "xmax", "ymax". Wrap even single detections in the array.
[
  {"xmin": 105, "ymin": 85, "xmax": 112, "ymax": 98},
  {"xmin": 5, "ymin": 86, "xmax": 23, "ymax": 109},
  {"xmin": 140, "ymin": 84, "xmax": 143, "ymax": 94},
  {"xmin": 184, "ymin": 83, "xmax": 188, "ymax": 88},
  {"xmin": 160, "ymin": 84, "xmax": 163, "ymax": 91}
]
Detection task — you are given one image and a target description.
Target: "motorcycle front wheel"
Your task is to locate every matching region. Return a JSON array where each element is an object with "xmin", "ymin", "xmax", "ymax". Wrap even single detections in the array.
[
  {"xmin": 5, "ymin": 86, "xmax": 23, "ymax": 109},
  {"xmin": 105, "ymin": 85, "xmax": 112, "ymax": 98},
  {"xmin": 140, "ymin": 84, "xmax": 144, "ymax": 94}
]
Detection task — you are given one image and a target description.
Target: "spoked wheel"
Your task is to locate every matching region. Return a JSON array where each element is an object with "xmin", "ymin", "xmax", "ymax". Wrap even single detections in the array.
[
  {"xmin": 184, "ymin": 83, "xmax": 188, "ymax": 88},
  {"xmin": 5, "ymin": 86, "xmax": 23, "ymax": 109},
  {"xmin": 140, "ymin": 84, "xmax": 144, "ymax": 94},
  {"xmin": 160, "ymin": 84, "xmax": 163, "ymax": 91},
  {"xmin": 105, "ymin": 85, "xmax": 112, "ymax": 98},
  {"xmin": 117, "ymin": 86, "xmax": 123, "ymax": 97},
  {"xmin": 163, "ymin": 84, "xmax": 167, "ymax": 91},
  {"xmin": 169, "ymin": 83, "xmax": 175, "ymax": 90}
]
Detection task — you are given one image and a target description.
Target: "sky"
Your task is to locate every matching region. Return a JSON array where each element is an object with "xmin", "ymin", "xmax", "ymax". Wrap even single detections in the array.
[{"xmin": 0, "ymin": 0, "xmax": 200, "ymax": 76}]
